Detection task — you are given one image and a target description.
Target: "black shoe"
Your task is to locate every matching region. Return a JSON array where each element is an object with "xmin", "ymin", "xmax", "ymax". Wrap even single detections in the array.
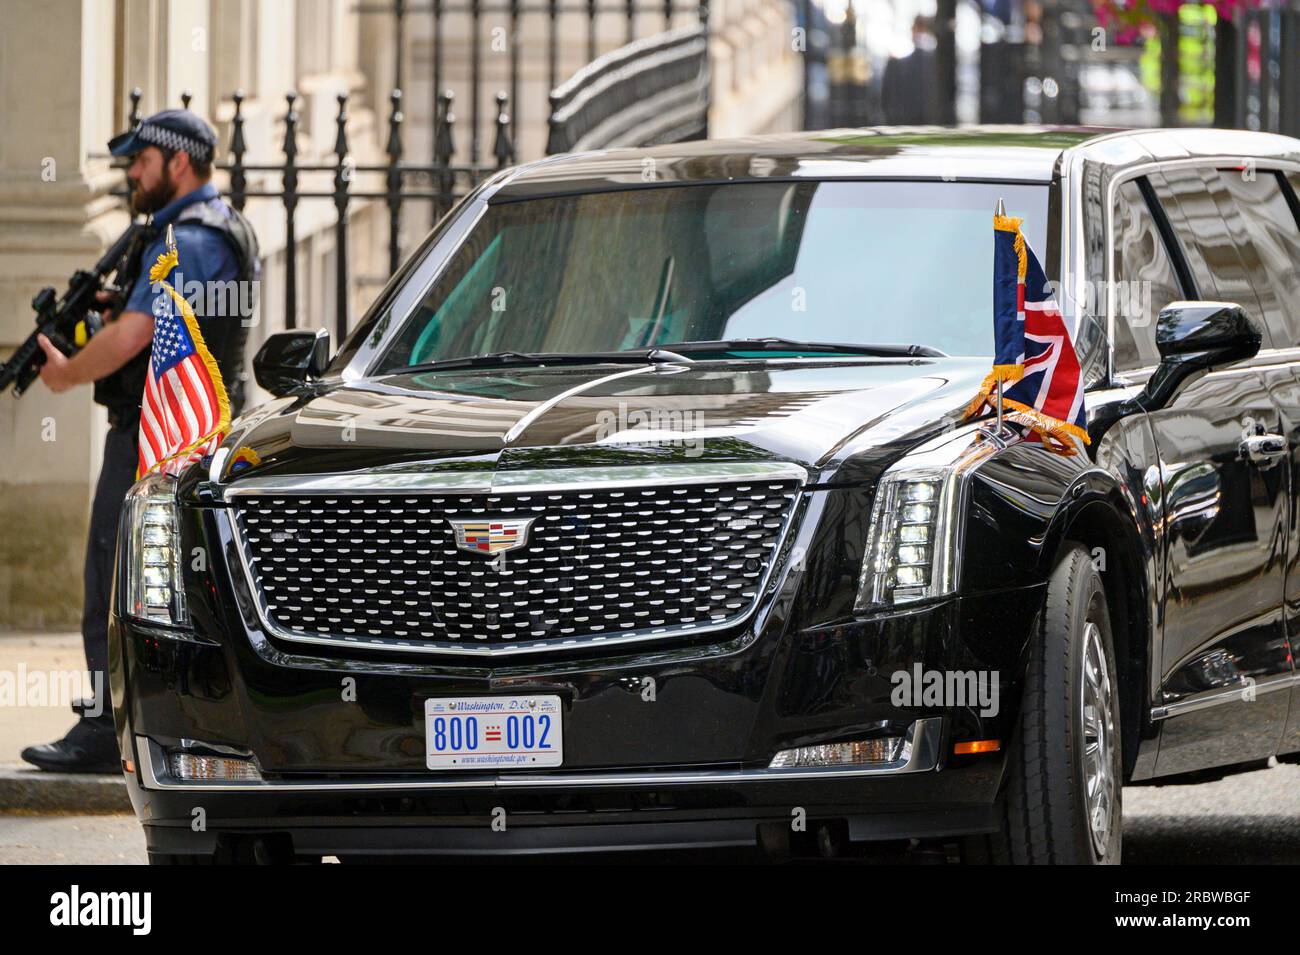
[{"xmin": 20, "ymin": 719, "xmax": 121, "ymax": 774}]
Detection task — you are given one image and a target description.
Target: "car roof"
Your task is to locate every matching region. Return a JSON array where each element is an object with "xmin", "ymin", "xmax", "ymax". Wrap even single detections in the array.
[{"xmin": 489, "ymin": 126, "xmax": 1300, "ymax": 200}]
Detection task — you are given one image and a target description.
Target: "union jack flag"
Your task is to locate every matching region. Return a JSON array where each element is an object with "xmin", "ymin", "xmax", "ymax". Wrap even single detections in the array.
[
  {"xmin": 136, "ymin": 242, "xmax": 230, "ymax": 478},
  {"xmin": 966, "ymin": 211, "xmax": 1089, "ymax": 454}
]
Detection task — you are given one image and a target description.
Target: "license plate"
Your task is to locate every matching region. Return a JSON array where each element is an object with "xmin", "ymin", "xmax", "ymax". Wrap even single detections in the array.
[{"xmin": 425, "ymin": 695, "xmax": 563, "ymax": 769}]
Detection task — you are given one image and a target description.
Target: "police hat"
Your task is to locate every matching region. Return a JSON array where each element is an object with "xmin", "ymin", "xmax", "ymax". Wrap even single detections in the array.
[{"xmin": 109, "ymin": 109, "xmax": 218, "ymax": 163}]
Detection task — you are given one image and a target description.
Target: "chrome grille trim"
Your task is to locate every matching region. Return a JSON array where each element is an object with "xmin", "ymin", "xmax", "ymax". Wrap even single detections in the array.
[
  {"xmin": 225, "ymin": 463, "xmax": 807, "ymax": 658},
  {"xmin": 220, "ymin": 462, "xmax": 807, "ymax": 500}
]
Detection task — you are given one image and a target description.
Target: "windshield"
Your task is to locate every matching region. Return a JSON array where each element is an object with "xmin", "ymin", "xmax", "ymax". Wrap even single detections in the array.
[{"xmin": 376, "ymin": 180, "xmax": 1050, "ymax": 371}]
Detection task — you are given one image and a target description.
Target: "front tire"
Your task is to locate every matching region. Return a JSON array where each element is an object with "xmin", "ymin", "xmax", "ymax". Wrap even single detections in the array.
[{"xmin": 974, "ymin": 543, "xmax": 1123, "ymax": 864}]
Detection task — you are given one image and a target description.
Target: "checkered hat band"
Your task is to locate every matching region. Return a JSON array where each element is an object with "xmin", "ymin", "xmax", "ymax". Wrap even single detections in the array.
[{"xmin": 137, "ymin": 123, "xmax": 213, "ymax": 161}]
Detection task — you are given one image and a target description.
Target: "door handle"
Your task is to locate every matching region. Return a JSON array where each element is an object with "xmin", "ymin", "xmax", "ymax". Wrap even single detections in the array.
[{"xmin": 1238, "ymin": 433, "xmax": 1288, "ymax": 467}]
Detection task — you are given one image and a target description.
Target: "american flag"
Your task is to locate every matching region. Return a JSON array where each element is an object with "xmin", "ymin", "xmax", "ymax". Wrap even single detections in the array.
[
  {"xmin": 136, "ymin": 243, "xmax": 230, "ymax": 478},
  {"xmin": 966, "ymin": 211, "xmax": 1089, "ymax": 454}
]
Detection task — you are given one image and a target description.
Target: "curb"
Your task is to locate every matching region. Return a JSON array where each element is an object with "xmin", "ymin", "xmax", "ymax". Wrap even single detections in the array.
[{"xmin": 0, "ymin": 764, "xmax": 131, "ymax": 813}]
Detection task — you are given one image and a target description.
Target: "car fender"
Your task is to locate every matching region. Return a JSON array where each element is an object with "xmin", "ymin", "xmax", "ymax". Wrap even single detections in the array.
[{"xmin": 959, "ymin": 432, "xmax": 1161, "ymax": 777}]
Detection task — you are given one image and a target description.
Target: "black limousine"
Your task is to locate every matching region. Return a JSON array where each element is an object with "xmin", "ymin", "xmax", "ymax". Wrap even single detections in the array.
[{"xmin": 111, "ymin": 126, "xmax": 1300, "ymax": 864}]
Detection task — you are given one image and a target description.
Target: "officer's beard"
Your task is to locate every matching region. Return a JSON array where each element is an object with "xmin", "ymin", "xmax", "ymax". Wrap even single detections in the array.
[{"xmin": 129, "ymin": 168, "xmax": 177, "ymax": 216}]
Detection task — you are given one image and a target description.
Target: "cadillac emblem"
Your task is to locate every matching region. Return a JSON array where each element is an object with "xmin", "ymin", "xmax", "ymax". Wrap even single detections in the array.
[{"xmin": 448, "ymin": 517, "xmax": 536, "ymax": 555}]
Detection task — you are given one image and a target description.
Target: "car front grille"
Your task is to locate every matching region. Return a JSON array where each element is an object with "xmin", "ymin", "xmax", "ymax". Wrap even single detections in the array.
[{"xmin": 227, "ymin": 469, "xmax": 803, "ymax": 656}]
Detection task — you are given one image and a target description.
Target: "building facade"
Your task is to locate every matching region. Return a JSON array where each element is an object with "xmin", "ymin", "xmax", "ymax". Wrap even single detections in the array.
[{"xmin": 0, "ymin": 0, "xmax": 800, "ymax": 629}]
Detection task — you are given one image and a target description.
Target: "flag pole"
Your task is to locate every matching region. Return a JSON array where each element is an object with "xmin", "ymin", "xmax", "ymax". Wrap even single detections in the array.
[
  {"xmin": 993, "ymin": 198, "xmax": 1006, "ymax": 435},
  {"xmin": 996, "ymin": 377, "xmax": 1004, "ymax": 433}
]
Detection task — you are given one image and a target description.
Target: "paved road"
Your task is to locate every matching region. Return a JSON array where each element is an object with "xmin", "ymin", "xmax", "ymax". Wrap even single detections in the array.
[
  {"xmin": 3, "ymin": 761, "xmax": 1298, "ymax": 864},
  {"xmin": 0, "ymin": 813, "xmax": 146, "ymax": 865},
  {"xmin": 1122, "ymin": 760, "xmax": 1300, "ymax": 865}
]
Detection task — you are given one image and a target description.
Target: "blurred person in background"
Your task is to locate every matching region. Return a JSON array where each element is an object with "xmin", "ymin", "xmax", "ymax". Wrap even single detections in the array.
[{"xmin": 882, "ymin": 15, "xmax": 943, "ymax": 125}]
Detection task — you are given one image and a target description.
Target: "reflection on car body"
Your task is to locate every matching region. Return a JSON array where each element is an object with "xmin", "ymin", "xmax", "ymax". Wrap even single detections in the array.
[{"xmin": 111, "ymin": 126, "xmax": 1300, "ymax": 864}]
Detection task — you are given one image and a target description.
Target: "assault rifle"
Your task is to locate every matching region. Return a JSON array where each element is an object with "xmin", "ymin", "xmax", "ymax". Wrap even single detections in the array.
[{"xmin": 0, "ymin": 220, "xmax": 151, "ymax": 396}]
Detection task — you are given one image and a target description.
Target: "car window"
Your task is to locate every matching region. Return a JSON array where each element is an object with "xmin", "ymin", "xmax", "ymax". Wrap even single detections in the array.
[
  {"xmin": 1216, "ymin": 169, "xmax": 1300, "ymax": 347},
  {"xmin": 1111, "ymin": 178, "xmax": 1184, "ymax": 371},
  {"xmin": 378, "ymin": 180, "xmax": 1051, "ymax": 370},
  {"xmin": 1148, "ymin": 166, "xmax": 1274, "ymax": 348}
]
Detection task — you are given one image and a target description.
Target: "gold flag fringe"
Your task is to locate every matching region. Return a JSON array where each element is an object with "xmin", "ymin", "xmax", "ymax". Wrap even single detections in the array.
[
  {"xmin": 961, "ymin": 363, "xmax": 1025, "ymax": 419},
  {"xmin": 965, "ymin": 392, "xmax": 1091, "ymax": 456},
  {"xmin": 994, "ymin": 215, "xmax": 1027, "ymax": 281}
]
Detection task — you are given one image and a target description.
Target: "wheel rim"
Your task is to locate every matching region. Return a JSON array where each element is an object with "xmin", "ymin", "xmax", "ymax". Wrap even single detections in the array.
[{"xmin": 1080, "ymin": 620, "xmax": 1117, "ymax": 858}]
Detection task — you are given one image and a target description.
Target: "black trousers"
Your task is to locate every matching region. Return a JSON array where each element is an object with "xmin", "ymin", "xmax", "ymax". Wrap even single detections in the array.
[{"xmin": 82, "ymin": 423, "xmax": 139, "ymax": 725}]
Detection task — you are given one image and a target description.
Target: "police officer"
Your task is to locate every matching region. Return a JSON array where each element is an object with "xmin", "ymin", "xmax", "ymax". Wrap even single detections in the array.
[{"xmin": 22, "ymin": 110, "xmax": 259, "ymax": 773}]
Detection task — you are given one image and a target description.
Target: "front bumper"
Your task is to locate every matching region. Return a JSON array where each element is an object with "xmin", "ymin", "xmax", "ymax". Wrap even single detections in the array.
[
  {"xmin": 109, "ymin": 487, "xmax": 1045, "ymax": 856},
  {"xmin": 127, "ymin": 717, "xmax": 1005, "ymax": 857},
  {"xmin": 136, "ymin": 718, "xmax": 944, "ymax": 791},
  {"xmin": 112, "ymin": 599, "xmax": 1035, "ymax": 856}
]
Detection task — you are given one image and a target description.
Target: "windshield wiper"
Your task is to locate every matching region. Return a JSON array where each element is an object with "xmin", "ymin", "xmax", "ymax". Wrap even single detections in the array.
[
  {"xmin": 656, "ymin": 338, "xmax": 947, "ymax": 358},
  {"xmin": 389, "ymin": 338, "xmax": 943, "ymax": 375},
  {"xmin": 390, "ymin": 349, "xmax": 684, "ymax": 374}
]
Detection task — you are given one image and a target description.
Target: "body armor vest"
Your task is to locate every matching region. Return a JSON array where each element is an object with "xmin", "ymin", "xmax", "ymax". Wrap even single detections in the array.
[{"xmin": 94, "ymin": 198, "xmax": 260, "ymax": 424}]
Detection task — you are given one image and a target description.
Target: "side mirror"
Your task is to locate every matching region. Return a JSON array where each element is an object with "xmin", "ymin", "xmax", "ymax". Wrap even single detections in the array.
[
  {"xmin": 253, "ymin": 329, "xmax": 330, "ymax": 397},
  {"xmin": 1140, "ymin": 302, "xmax": 1261, "ymax": 410}
]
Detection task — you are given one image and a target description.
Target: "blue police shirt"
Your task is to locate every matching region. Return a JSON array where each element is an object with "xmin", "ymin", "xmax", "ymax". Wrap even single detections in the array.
[{"xmin": 124, "ymin": 182, "xmax": 240, "ymax": 318}]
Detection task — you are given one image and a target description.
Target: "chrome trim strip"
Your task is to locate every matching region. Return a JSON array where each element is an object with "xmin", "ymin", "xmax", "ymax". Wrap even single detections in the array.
[
  {"xmin": 136, "ymin": 718, "xmax": 942, "ymax": 791},
  {"xmin": 208, "ymin": 446, "xmax": 231, "ymax": 484},
  {"xmin": 502, "ymin": 365, "xmax": 653, "ymax": 444},
  {"xmin": 223, "ymin": 462, "xmax": 807, "ymax": 657},
  {"xmin": 1057, "ymin": 145, "xmax": 1075, "ymax": 341},
  {"xmin": 341, "ymin": 198, "xmax": 491, "ymax": 381},
  {"xmin": 221, "ymin": 461, "xmax": 808, "ymax": 500},
  {"xmin": 1150, "ymin": 672, "xmax": 1299, "ymax": 721}
]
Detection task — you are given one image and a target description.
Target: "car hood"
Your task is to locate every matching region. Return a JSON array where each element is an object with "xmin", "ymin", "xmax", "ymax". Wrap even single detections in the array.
[{"xmin": 212, "ymin": 357, "xmax": 993, "ymax": 487}]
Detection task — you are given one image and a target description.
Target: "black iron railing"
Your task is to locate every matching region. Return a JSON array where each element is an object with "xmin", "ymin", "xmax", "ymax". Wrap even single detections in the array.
[{"xmin": 117, "ymin": 85, "xmax": 513, "ymax": 342}]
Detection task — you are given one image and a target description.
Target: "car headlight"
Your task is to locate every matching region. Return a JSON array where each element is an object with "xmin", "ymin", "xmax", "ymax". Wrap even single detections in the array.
[
  {"xmin": 122, "ymin": 472, "xmax": 188, "ymax": 626},
  {"xmin": 855, "ymin": 428, "xmax": 997, "ymax": 611}
]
